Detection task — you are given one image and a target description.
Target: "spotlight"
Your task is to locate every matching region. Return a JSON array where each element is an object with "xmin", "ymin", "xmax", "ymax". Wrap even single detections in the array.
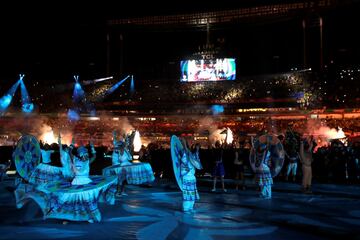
[
  {"xmin": 211, "ymin": 105, "xmax": 224, "ymax": 115},
  {"xmin": 72, "ymin": 77, "xmax": 85, "ymax": 103},
  {"xmin": 22, "ymin": 103, "xmax": 34, "ymax": 113},
  {"xmin": 0, "ymin": 94, "xmax": 12, "ymax": 110}
]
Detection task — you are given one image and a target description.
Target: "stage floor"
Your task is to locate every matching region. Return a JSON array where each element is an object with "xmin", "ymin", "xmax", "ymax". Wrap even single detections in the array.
[{"xmin": 1, "ymin": 178, "xmax": 360, "ymax": 240}]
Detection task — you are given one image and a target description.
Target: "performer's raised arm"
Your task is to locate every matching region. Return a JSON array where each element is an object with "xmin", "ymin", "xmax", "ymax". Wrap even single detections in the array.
[
  {"xmin": 194, "ymin": 143, "xmax": 200, "ymax": 160},
  {"xmin": 89, "ymin": 141, "xmax": 96, "ymax": 163},
  {"xmin": 58, "ymin": 132, "xmax": 66, "ymax": 163},
  {"xmin": 58, "ymin": 132, "xmax": 63, "ymax": 153},
  {"xmin": 68, "ymin": 137, "xmax": 75, "ymax": 160}
]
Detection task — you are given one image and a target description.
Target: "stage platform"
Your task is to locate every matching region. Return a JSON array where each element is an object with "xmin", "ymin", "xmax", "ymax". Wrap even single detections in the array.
[{"xmin": 1, "ymin": 177, "xmax": 360, "ymax": 239}]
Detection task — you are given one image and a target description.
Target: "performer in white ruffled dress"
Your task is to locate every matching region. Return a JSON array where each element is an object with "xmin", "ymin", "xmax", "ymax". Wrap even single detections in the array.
[
  {"xmin": 112, "ymin": 131, "xmax": 132, "ymax": 167},
  {"xmin": 112, "ymin": 142, "xmax": 132, "ymax": 167},
  {"xmin": 253, "ymin": 142, "xmax": 273, "ymax": 199},
  {"xmin": 28, "ymin": 142, "xmax": 63, "ymax": 185},
  {"xmin": 102, "ymin": 130, "xmax": 155, "ymax": 196},
  {"xmin": 112, "ymin": 139, "xmax": 132, "ymax": 196},
  {"xmin": 71, "ymin": 139, "xmax": 97, "ymax": 186}
]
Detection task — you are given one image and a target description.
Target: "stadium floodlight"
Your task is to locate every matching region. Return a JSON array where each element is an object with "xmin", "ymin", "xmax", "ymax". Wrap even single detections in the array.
[
  {"xmin": 94, "ymin": 76, "xmax": 113, "ymax": 83},
  {"xmin": 81, "ymin": 76, "xmax": 114, "ymax": 85}
]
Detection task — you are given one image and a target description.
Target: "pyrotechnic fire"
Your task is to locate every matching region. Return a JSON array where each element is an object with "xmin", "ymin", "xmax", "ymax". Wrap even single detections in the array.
[
  {"xmin": 133, "ymin": 130, "xmax": 142, "ymax": 152},
  {"xmin": 40, "ymin": 126, "xmax": 57, "ymax": 144},
  {"xmin": 310, "ymin": 126, "xmax": 347, "ymax": 151},
  {"xmin": 225, "ymin": 127, "xmax": 233, "ymax": 144},
  {"xmin": 325, "ymin": 127, "xmax": 346, "ymax": 140},
  {"xmin": 209, "ymin": 127, "xmax": 234, "ymax": 145},
  {"xmin": 39, "ymin": 124, "xmax": 72, "ymax": 145}
]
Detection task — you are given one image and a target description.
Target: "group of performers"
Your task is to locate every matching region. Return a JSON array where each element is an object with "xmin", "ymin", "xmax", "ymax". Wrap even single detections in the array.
[
  {"xmin": 12, "ymin": 126, "xmax": 317, "ymax": 223},
  {"xmin": 39, "ymin": 130, "xmax": 138, "ymax": 193},
  {"xmin": 12, "ymin": 130, "xmax": 155, "ymax": 224},
  {"xmin": 171, "ymin": 128, "xmax": 314, "ymax": 215}
]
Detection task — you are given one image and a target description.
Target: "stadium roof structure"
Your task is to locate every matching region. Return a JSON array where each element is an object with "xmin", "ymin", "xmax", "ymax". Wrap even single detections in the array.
[{"xmin": 107, "ymin": 0, "xmax": 356, "ymax": 27}]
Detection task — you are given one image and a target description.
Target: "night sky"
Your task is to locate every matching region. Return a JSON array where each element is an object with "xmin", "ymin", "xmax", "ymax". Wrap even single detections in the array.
[{"xmin": 0, "ymin": 1, "xmax": 359, "ymax": 87}]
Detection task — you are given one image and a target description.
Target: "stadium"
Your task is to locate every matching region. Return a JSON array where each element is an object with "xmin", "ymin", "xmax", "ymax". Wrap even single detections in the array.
[{"xmin": 1, "ymin": 1, "xmax": 360, "ymax": 239}]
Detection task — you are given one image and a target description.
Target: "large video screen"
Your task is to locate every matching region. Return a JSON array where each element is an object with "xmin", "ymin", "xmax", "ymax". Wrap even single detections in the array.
[{"xmin": 180, "ymin": 58, "xmax": 236, "ymax": 82}]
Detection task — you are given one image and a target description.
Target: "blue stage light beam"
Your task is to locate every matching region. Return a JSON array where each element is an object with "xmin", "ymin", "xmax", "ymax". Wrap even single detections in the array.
[
  {"xmin": 130, "ymin": 75, "xmax": 135, "ymax": 94},
  {"xmin": 72, "ymin": 75, "xmax": 85, "ymax": 103},
  {"xmin": 105, "ymin": 75, "xmax": 130, "ymax": 96},
  {"xmin": 19, "ymin": 79, "xmax": 30, "ymax": 103},
  {"xmin": 73, "ymin": 82, "xmax": 85, "ymax": 101},
  {"xmin": 70, "ymin": 75, "xmax": 97, "ymax": 118},
  {"xmin": 19, "ymin": 75, "xmax": 35, "ymax": 113},
  {"xmin": 9, "ymin": 76, "xmax": 22, "ymax": 96},
  {"xmin": 0, "ymin": 75, "xmax": 22, "ymax": 112}
]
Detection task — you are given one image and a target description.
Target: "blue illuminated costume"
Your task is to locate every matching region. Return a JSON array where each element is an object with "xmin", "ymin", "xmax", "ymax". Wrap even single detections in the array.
[
  {"xmin": 103, "ymin": 132, "xmax": 155, "ymax": 196},
  {"xmin": 29, "ymin": 147, "xmax": 63, "ymax": 185},
  {"xmin": 254, "ymin": 148, "xmax": 273, "ymax": 199},
  {"xmin": 180, "ymin": 150, "xmax": 200, "ymax": 212},
  {"xmin": 111, "ymin": 141, "xmax": 132, "ymax": 195},
  {"xmin": 14, "ymin": 135, "xmax": 117, "ymax": 223},
  {"xmin": 171, "ymin": 137, "xmax": 203, "ymax": 213},
  {"xmin": 250, "ymin": 134, "xmax": 285, "ymax": 200},
  {"xmin": 112, "ymin": 142, "xmax": 132, "ymax": 167}
]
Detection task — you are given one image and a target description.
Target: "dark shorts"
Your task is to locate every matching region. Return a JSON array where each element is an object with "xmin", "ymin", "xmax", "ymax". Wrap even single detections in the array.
[{"xmin": 213, "ymin": 162, "xmax": 225, "ymax": 177}]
